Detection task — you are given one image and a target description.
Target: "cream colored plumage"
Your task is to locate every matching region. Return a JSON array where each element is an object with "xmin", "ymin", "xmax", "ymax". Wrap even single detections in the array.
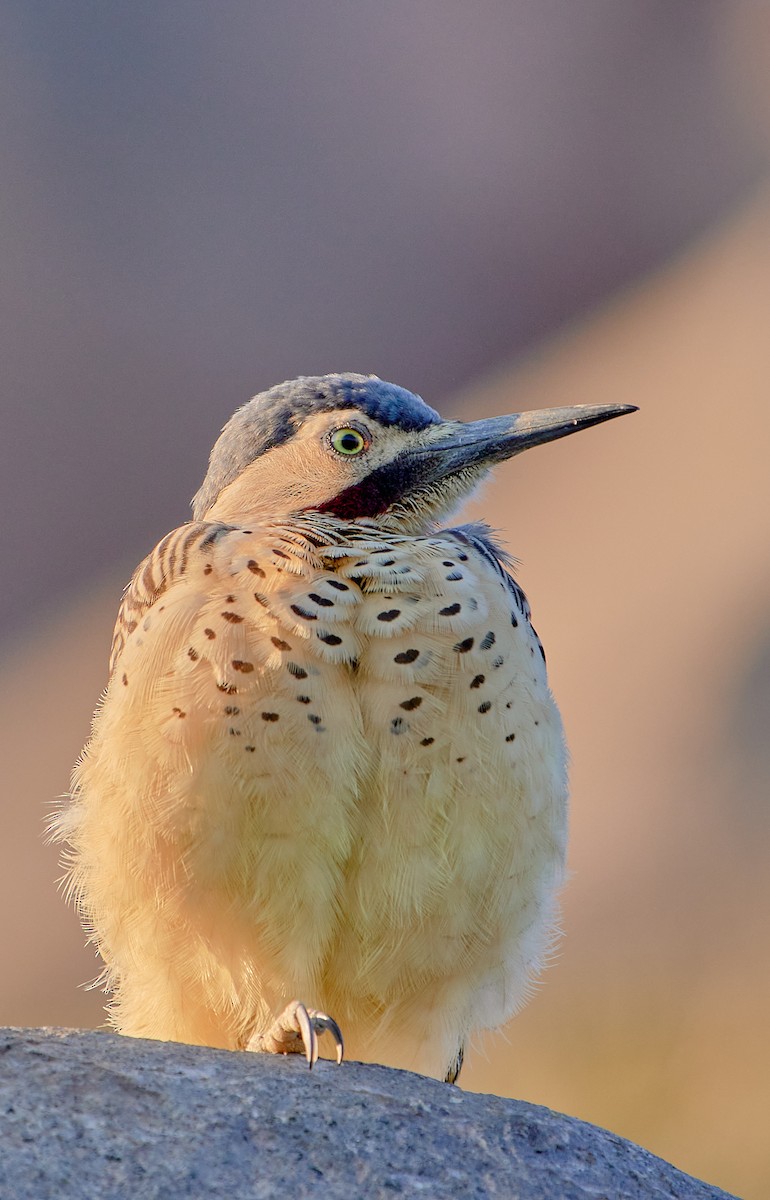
[{"xmin": 54, "ymin": 374, "xmax": 634, "ymax": 1080}]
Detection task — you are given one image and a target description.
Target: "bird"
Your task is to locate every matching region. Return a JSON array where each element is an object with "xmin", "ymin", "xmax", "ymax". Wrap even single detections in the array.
[{"xmin": 53, "ymin": 373, "xmax": 635, "ymax": 1083}]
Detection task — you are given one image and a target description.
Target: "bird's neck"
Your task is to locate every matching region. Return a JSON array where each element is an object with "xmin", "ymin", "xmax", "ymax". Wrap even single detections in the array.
[{"xmin": 203, "ymin": 496, "xmax": 438, "ymax": 544}]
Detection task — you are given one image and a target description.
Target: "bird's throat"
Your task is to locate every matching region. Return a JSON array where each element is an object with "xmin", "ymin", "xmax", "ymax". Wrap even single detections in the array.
[{"xmin": 315, "ymin": 459, "xmax": 484, "ymax": 531}]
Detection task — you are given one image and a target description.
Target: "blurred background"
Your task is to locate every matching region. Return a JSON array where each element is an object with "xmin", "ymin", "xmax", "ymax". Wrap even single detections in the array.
[{"xmin": 1, "ymin": 3, "xmax": 769, "ymax": 1196}]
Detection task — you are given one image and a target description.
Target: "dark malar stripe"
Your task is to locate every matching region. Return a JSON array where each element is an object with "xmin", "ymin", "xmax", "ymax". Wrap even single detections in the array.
[{"xmin": 314, "ymin": 455, "xmax": 432, "ymax": 519}]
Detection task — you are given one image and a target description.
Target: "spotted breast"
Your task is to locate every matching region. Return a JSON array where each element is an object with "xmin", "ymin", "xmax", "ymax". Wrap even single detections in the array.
[{"xmin": 62, "ymin": 513, "xmax": 566, "ymax": 1078}]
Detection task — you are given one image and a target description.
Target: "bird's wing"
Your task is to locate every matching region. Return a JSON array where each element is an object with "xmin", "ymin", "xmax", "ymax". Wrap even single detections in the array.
[
  {"xmin": 70, "ymin": 518, "xmax": 366, "ymax": 1045},
  {"xmin": 109, "ymin": 522, "xmax": 237, "ymax": 674},
  {"xmin": 450, "ymin": 522, "xmax": 532, "ymax": 621}
]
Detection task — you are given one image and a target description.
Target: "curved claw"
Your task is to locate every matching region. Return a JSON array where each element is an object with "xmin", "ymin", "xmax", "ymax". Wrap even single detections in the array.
[
  {"xmin": 311, "ymin": 1011, "xmax": 344, "ymax": 1065},
  {"xmin": 295, "ymin": 1001, "xmax": 317, "ymax": 1066},
  {"xmin": 248, "ymin": 999, "xmax": 344, "ymax": 1069}
]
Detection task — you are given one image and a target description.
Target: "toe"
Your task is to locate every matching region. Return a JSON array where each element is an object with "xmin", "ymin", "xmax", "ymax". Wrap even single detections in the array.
[{"xmin": 247, "ymin": 1000, "xmax": 343, "ymax": 1069}]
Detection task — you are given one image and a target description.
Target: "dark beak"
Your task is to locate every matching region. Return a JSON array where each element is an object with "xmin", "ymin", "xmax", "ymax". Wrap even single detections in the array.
[{"xmin": 419, "ymin": 403, "xmax": 638, "ymax": 479}]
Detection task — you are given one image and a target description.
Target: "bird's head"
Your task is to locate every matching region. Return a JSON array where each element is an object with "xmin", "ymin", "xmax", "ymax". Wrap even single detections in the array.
[{"xmin": 193, "ymin": 374, "xmax": 636, "ymax": 532}]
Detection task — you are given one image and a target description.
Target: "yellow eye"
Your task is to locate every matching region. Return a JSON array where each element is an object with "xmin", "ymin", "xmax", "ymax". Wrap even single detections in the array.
[{"xmin": 330, "ymin": 427, "xmax": 368, "ymax": 456}]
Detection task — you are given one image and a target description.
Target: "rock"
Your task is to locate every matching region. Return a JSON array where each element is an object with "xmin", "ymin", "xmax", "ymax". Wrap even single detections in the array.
[{"xmin": 0, "ymin": 1028, "xmax": 736, "ymax": 1199}]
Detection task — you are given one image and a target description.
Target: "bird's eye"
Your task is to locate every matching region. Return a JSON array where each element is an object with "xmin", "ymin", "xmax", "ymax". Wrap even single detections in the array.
[{"xmin": 330, "ymin": 427, "xmax": 369, "ymax": 456}]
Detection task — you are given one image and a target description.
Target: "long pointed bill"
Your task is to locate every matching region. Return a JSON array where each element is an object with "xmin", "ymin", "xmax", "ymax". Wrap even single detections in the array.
[{"xmin": 420, "ymin": 403, "xmax": 638, "ymax": 478}]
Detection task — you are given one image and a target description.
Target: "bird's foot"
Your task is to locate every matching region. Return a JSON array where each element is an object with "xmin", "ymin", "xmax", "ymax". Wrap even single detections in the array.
[{"xmin": 247, "ymin": 999, "xmax": 344, "ymax": 1068}]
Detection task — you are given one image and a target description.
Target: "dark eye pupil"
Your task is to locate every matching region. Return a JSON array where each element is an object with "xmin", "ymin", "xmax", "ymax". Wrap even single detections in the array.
[{"xmin": 339, "ymin": 432, "xmax": 360, "ymax": 451}]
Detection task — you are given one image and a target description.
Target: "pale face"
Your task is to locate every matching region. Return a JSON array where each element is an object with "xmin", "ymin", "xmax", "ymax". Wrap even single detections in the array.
[{"xmin": 203, "ymin": 408, "xmax": 484, "ymax": 531}]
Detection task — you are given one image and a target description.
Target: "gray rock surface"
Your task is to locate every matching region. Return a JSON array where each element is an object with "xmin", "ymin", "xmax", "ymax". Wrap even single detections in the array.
[{"xmin": 0, "ymin": 1028, "xmax": 737, "ymax": 1199}]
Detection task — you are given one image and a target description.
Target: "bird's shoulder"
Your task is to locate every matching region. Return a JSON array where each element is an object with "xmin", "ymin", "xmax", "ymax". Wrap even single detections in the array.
[
  {"xmin": 110, "ymin": 520, "xmax": 243, "ymax": 673},
  {"xmin": 447, "ymin": 522, "xmax": 532, "ymax": 621}
]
